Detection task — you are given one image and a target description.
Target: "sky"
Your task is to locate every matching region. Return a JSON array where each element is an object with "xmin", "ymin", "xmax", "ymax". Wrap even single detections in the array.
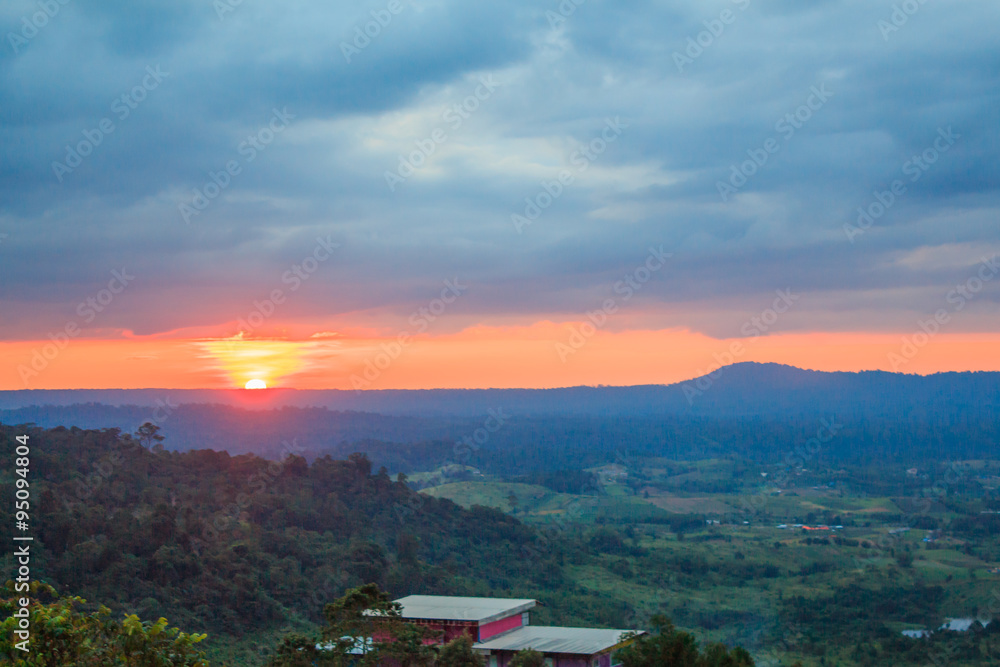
[{"xmin": 1, "ymin": 0, "xmax": 998, "ymax": 390}]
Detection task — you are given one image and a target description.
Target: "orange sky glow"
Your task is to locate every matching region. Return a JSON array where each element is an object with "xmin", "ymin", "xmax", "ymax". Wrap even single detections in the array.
[{"xmin": 4, "ymin": 323, "xmax": 1000, "ymax": 390}]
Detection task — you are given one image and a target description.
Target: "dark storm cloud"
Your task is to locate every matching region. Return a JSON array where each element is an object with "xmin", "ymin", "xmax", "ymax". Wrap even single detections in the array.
[{"xmin": 0, "ymin": 0, "xmax": 997, "ymax": 339}]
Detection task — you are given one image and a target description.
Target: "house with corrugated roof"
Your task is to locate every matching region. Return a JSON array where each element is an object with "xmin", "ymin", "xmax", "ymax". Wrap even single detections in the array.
[{"xmin": 394, "ymin": 595, "xmax": 644, "ymax": 667}]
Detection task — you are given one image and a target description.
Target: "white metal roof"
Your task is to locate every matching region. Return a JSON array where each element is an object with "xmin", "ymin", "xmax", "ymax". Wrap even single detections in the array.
[
  {"xmin": 473, "ymin": 626, "xmax": 643, "ymax": 655},
  {"xmin": 394, "ymin": 595, "xmax": 537, "ymax": 624},
  {"xmin": 316, "ymin": 637, "xmax": 374, "ymax": 655}
]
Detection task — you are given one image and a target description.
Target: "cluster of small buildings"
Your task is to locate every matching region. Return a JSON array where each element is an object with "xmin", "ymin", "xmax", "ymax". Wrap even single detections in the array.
[
  {"xmin": 902, "ymin": 618, "xmax": 993, "ymax": 639},
  {"xmin": 775, "ymin": 524, "xmax": 844, "ymax": 531},
  {"xmin": 594, "ymin": 464, "xmax": 628, "ymax": 484}
]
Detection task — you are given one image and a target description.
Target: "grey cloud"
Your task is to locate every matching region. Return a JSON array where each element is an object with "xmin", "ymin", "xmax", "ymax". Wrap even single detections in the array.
[{"xmin": 0, "ymin": 0, "xmax": 998, "ymax": 341}]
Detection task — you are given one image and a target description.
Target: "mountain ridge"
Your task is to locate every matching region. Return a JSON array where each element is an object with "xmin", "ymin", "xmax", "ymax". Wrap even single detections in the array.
[{"xmin": 2, "ymin": 362, "xmax": 998, "ymax": 418}]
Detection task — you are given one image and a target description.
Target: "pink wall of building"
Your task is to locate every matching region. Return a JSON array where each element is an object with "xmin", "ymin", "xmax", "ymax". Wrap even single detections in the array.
[
  {"xmin": 479, "ymin": 614, "xmax": 524, "ymax": 641},
  {"xmin": 491, "ymin": 652, "xmax": 606, "ymax": 667},
  {"xmin": 409, "ymin": 619, "xmax": 479, "ymax": 644}
]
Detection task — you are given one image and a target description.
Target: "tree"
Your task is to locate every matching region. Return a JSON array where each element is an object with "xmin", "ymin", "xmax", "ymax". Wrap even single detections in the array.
[
  {"xmin": 507, "ymin": 648, "xmax": 545, "ymax": 667},
  {"xmin": 321, "ymin": 583, "xmax": 399, "ymax": 657},
  {"xmin": 508, "ymin": 648, "xmax": 546, "ymax": 667},
  {"xmin": 397, "ymin": 533, "xmax": 420, "ymax": 569},
  {"xmin": 135, "ymin": 422, "xmax": 165, "ymax": 450},
  {"xmin": 381, "ymin": 621, "xmax": 436, "ymax": 667},
  {"xmin": 266, "ymin": 634, "xmax": 327, "ymax": 667},
  {"xmin": 699, "ymin": 643, "xmax": 754, "ymax": 667},
  {"xmin": 270, "ymin": 584, "xmax": 435, "ymax": 667},
  {"xmin": 616, "ymin": 615, "xmax": 754, "ymax": 667},
  {"xmin": 436, "ymin": 636, "xmax": 485, "ymax": 667},
  {"xmin": 507, "ymin": 492, "xmax": 519, "ymax": 511},
  {"xmin": 0, "ymin": 581, "xmax": 209, "ymax": 666}
]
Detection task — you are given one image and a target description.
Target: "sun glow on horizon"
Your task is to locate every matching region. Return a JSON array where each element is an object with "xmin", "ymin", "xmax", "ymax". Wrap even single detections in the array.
[
  {"xmin": 4, "ymin": 327, "xmax": 1000, "ymax": 390},
  {"xmin": 197, "ymin": 338, "xmax": 309, "ymax": 389}
]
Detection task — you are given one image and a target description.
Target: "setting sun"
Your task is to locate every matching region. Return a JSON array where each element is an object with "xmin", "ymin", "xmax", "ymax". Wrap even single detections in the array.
[{"xmin": 244, "ymin": 379, "xmax": 267, "ymax": 390}]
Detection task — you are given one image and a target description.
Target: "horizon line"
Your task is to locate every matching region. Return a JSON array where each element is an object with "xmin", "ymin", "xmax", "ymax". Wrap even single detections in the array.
[{"xmin": 4, "ymin": 362, "xmax": 1000, "ymax": 393}]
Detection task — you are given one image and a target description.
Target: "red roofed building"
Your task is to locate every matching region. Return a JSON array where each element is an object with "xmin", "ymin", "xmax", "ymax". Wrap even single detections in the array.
[{"xmin": 394, "ymin": 595, "xmax": 643, "ymax": 667}]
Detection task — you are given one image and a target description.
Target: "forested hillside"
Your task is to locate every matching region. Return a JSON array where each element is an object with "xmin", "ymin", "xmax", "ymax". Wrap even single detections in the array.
[
  {"xmin": 0, "ymin": 424, "xmax": 627, "ymax": 664},
  {"xmin": 4, "ymin": 420, "xmax": 1000, "ymax": 665},
  {"xmin": 3, "ymin": 405, "xmax": 998, "ymax": 477}
]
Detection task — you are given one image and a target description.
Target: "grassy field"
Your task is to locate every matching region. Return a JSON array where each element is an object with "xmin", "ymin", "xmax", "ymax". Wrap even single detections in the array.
[{"xmin": 419, "ymin": 460, "xmax": 1000, "ymax": 666}]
